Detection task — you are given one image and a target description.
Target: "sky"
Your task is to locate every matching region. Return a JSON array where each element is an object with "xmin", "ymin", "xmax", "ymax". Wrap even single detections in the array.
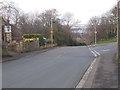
[{"xmin": 1, "ymin": 0, "xmax": 117, "ymax": 24}]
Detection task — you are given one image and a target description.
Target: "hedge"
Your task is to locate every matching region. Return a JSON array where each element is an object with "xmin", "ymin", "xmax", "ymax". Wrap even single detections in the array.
[
  {"xmin": 24, "ymin": 34, "xmax": 45, "ymax": 46},
  {"xmin": 23, "ymin": 34, "xmax": 43, "ymax": 38}
]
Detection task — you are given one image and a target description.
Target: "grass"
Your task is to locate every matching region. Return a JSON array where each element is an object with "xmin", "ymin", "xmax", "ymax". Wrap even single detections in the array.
[
  {"xmin": 116, "ymin": 58, "xmax": 120, "ymax": 63},
  {"xmin": 2, "ymin": 48, "xmax": 12, "ymax": 57},
  {"xmin": 97, "ymin": 38, "xmax": 117, "ymax": 44}
]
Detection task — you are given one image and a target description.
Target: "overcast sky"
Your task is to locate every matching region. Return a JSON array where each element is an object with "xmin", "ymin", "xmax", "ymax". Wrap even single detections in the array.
[{"xmin": 2, "ymin": 0, "xmax": 117, "ymax": 24}]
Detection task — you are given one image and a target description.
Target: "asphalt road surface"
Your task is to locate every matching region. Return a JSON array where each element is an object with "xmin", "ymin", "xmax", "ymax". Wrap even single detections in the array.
[
  {"xmin": 89, "ymin": 42, "xmax": 118, "ymax": 88},
  {"xmin": 3, "ymin": 46, "xmax": 95, "ymax": 88},
  {"xmin": 90, "ymin": 42, "xmax": 117, "ymax": 56}
]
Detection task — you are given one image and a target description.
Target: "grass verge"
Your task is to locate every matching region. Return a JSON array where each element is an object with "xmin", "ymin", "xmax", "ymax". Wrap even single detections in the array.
[
  {"xmin": 97, "ymin": 38, "xmax": 117, "ymax": 44},
  {"xmin": 2, "ymin": 48, "xmax": 12, "ymax": 57},
  {"xmin": 115, "ymin": 58, "xmax": 120, "ymax": 63}
]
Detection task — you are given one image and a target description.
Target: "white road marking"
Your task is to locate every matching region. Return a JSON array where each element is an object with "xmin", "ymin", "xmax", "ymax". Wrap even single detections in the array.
[
  {"xmin": 76, "ymin": 58, "xmax": 97, "ymax": 88},
  {"xmin": 94, "ymin": 50, "xmax": 100, "ymax": 56},
  {"xmin": 88, "ymin": 45, "xmax": 101, "ymax": 57},
  {"xmin": 88, "ymin": 48, "xmax": 97, "ymax": 57},
  {"xmin": 76, "ymin": 47, "xmax": 101, "ymax": 88},
  {"xmin": 91, "ymin": 51, "xmax": 97, "ymax": 57},
  {"xmin": 102, "ymin": 49, "xmax": 110, "ymax": 52}
]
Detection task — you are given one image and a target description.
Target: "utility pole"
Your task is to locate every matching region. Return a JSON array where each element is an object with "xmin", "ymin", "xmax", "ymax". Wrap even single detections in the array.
[
  {"xmin": 50, "ymin": 18, "xmax": 53, "ymax": 46},
  {"xmin": 92, "ymin": 23, "xmax": 98, "ymax": 46},
  {"xmin": 117, "ymin": 0, "xmax": 120, "ymax": 58},
  {"xmin": 95, "ymin": 26, "xmax": 97, "ymax": 46}
]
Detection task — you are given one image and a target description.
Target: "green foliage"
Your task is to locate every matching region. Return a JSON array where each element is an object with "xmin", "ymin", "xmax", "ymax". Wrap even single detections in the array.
[
  {"xmin": 39, "ymin": 37, "xmax": 46, "ymax": 46},
  {"xmin": 24, "ymin": 34, "xmax": 45, "ymax": 46},
  {"xmin": 75, "ymin": 42, "xmax": 86, "ymax": 46},
  {"xmin": 97, "ymin": 37, "xmax": 117, "ymax": 44},
  {"xmin": 116, "ymin": 58, "xmax": 120, "ymax": 63},
  {"xmin": 2, "ymin": 47, "xmax": 12, "ymax": 57},
  {"xmin": 24, "ymin": 34, "xmax": 43, "ymax": 38}
]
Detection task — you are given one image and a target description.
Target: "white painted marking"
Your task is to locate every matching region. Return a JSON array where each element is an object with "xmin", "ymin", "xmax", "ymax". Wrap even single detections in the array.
[
  {"xmin": 102, "ymin": 49, "xmax": 110, "ymax": 52},
  {"xmin": 89, "ymin": 48, "xmax": 97, "ymax": 57},
  {"xmin": 76, "ymin": 58, "xmax": 97, "ymax": 88},
  {"xmin": 91, "ymin": 51, "xmax": 97, "ymax": 57},
  {"xmin": 94, "ymin": 50, "xmax": 100, "ymax": 56}
]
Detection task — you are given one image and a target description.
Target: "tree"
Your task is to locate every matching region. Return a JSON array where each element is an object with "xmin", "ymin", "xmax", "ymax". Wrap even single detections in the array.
[
  {"xmin": 0, "ymin": 1, "xmax": 20, "ymax": 26},
  {"xmin": 0, "ymin": 1, "xmax": 81, "ymax": 46},
  {"xmin": 86, "ymin": 7, "xmax": 117, "ymax": 44},
  {"xmin": 38, "ymin": 9, "xmax": 60, "ymax": 38},
  {"xmin": 62, "ymin": 12, "xmax": 80, "ymax": 28},
  {"xmin": 86, "ymin": 16, "xmax": 100, "ymax": 44}
]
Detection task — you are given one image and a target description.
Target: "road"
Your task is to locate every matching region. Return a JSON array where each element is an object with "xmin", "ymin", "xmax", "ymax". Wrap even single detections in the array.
[
  {"xmin": 93, "ymin": 43, "xmax": 118, "ymax": 88},
  {"xmin": 3, "ymin": 46, "xmax": 95, "ymax": 88},
  {"xmin": 89, "ymin": 42, "xmax": 117, "ymax": 56},
  {"xmin": 88, "ymin": 42, "xmax": 118, "ymax": 88}
]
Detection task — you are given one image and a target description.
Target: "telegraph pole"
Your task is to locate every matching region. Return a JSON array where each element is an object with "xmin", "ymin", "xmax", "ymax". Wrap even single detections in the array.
[
  {"xmin": 50, "ymin": 18, "xmax": 53, "ymax": 46},
  {"xmin": 95, "ymin": 26, "xmax": 97, "ymax": 46},
  {"xmin": 117, "ymin": 0, "xmax": 120, "ymax": 58}
]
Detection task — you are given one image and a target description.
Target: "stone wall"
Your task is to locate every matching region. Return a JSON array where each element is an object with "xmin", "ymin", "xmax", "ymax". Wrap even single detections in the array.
[
  {"xmin": 8, "ymin": 40, "xmax": 24, "ymax": 53},
  {"xmin": 8, "ymin": 38, "xmax": 39, "ymax": 53},
  {"xmin": 8, "ymin": 39, "xmax": 57, "ymax": 53},
  {"xmin": 24, "ymin": 39, "xmax": 39, "ymax": 52}
]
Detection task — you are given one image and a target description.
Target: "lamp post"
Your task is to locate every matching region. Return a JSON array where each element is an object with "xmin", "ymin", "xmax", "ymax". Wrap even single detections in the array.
[{"xmin": 117, "ymin": 0, "xmax": 120, "ymax": 58}]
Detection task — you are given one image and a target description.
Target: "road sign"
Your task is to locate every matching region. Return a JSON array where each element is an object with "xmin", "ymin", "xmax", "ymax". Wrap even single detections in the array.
[{"xmin": 4, "ymin": 26, "xmax": 11, "ymax": 33}]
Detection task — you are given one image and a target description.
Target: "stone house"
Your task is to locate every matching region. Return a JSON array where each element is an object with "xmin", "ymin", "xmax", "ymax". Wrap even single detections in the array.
[{"xmin": 2, "ymin": 17, "xmax": 23, "ymax": 43}]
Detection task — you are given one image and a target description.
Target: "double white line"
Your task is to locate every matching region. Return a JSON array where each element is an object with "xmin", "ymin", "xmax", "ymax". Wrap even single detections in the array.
[
  {"xmin": 88, "ymin": 47, "xmax": 100, "ymax": 57},
  {"xmin": 76, "ymin": 46, "xmax": 100, "ymax": 88}
]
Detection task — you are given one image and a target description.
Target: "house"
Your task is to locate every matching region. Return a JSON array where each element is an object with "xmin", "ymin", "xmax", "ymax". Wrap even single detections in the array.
[
  {"xmin": 1, "ymin": 17, "xmax": 23, "ymax": 44},
  {"xmin": 0, "ymin": 16, "xmax": 2, "ymax": 42}
]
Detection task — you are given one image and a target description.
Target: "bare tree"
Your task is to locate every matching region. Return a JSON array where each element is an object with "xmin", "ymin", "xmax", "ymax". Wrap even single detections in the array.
[
  {"xmin": 0, "ymin": 1, "xmax": 20, "ymax": 26},
  {"xmin": 62, "ymin": 12, "xmax": 80, "ymax": 27},
  {"xmin": 38, "ymin": 9, "xmax": 60, "ymax": 28},
  {"xmin": 86, "ymin": 6, "xmax": 117, "ymax": 43}
]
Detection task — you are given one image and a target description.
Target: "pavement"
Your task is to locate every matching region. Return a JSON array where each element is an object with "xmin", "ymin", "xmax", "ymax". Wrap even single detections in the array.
[
  {"xmin": 82, "ymin": 43, "xmax": 118, "ymax": 88},
  {"xmin": 2, "ymin": 46, "xmax": 95, "ymax": 88}
]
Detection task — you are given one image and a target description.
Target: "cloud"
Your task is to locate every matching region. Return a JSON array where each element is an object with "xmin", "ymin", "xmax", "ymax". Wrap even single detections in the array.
[{"xmin": 10, "ymin": 0, "xmax": 116, "ymax": 24}]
